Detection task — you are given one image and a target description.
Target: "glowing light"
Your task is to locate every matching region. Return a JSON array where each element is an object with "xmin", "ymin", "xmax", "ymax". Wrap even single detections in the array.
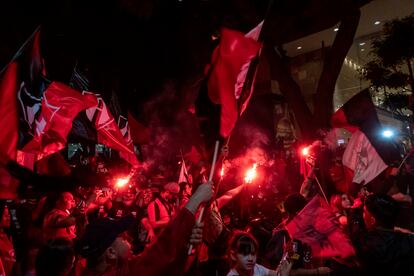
[
  {"xmin": 297, "ymin": 46, "xmax": 302, "ymax": 50},
  {"xmin": 220, "ymin": 167, "xmax": 225, "ymax": 178},
  {"xmin": 382, "ymin": 129, "xmax": 394, "ymax": 138},
  {"xmin": 244, "ymin": 164, "xmax": 257, "ymax": 184},
  {"xmin": 334, "ymin": 28, "xmax": 339, "ymax": 32},
  {"xmin": 116, "ymin": 177, "xmax": 129, "ymax": 188},
  {"xmin": 374, "ymin": 20, "xmax": 381, "ymax": 25},
  {"xmin": 301, "ymin": 147, "xmax": 310, "ymax": 157}
]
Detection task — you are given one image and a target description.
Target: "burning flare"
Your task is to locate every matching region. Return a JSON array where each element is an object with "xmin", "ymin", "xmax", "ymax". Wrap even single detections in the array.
[
  {"xmin": 116, "ymin": 177, "xmax": 129, "ymax": 188},
  {"xmin": 301, "ymin": 146, "xmax": 310, "ymax": 157},
  {"xmin": 220, "ymin": 167, "xmax": 225, "ymax": 178},
  {"xmin": 244, "ymin": 164, "xmax": 257, "ymax": 184}
]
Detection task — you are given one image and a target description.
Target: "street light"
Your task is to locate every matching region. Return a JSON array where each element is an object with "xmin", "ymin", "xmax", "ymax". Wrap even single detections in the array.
[{"xmin": 382, "ymin": 129, "xmax": 394, "ymax": 138}]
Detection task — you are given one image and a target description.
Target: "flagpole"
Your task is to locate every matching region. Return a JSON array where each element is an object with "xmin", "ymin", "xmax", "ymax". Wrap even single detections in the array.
[
  {"xmin": 188, "ymin": 140, "xmax": 220, "ymax": 255},
  {"xmin": 397, "ymin": 150, "xmax": 413, "ymax": 171},
  {"xmin": 313, "ymin": 174, "xmax": 329, "ymax": 204}
]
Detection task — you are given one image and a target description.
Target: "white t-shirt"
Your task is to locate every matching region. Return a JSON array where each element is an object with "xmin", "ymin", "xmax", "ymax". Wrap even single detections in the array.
[{"xmin": 227, "ymin": 264, "xmax": 272, "ymax": 276}]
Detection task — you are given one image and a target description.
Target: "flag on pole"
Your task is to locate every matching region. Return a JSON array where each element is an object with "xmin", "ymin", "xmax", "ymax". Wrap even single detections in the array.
[
  {"xmin": 207, "ymin": 27, "xmax": 262, "ymax": 137},
  {"xmin": 22, "ymin": 82, "xmax": 97, "ymax": 159},
  {"xmin": 0, "ymin": 27, "xmax": 45, "ymax": 197},
  {"xmin": 84, "ymin": 92, "xmax": 139, "ymax": 167},
  {"xmin": 178, "ymin": 159, "xmax": 189, "ymax": 183},
  {"xmin": 0, "ymin": 63, "xmax": 19, "ymax": 162},
  {"xmin": 331, "ymin": 89, "xmax": 400, "ymax": 184},
  {"xmin": 342, "ymin": 130, "xmax": 388, "ymax": 184},
  {"xmin": 234, "ymin": 21, "xmax": 263, "ymax": 99},
  {"xmin": 286, "ymin": 196, "xmax": 355, "ymax": 258}
]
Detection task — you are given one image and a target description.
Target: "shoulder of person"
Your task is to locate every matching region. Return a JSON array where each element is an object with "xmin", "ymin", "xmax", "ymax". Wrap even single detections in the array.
[{"xmin": 254, "ymin": 263, "xmax": 271, "ymax": 275}]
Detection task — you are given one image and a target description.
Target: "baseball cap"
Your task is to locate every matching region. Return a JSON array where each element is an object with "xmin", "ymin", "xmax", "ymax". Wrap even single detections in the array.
[
  {"xmin": 78, "ymin": 215, "xmax": 134, "ymax": 259},
  {"xmin": 163, "ymin": 182, "xmax": 179, "ymax": 194}
]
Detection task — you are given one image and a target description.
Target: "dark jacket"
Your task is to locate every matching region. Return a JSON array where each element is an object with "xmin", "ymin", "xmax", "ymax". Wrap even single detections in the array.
[{"xmin": 348, "ymin": 208, "xmax": 414, "ymax": 276}]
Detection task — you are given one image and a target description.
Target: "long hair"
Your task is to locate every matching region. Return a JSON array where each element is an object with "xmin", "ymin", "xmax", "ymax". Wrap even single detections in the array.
[
  {"xmin": 228, "ymin": 231, "xmax": 259, "ymax": 265},
  {"xmin": 330, "ymin": 193, "xmax": 352, "ymax": 214}
]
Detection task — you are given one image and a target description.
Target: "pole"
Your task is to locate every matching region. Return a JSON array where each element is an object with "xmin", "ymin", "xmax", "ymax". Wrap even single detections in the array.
[{"xmin": 188, "ymin": 140, "xmax": 220, "ymax": 255}]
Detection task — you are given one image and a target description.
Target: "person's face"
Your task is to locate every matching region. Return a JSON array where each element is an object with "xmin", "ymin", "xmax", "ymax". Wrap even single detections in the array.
[
  {"xmin": 359, "ymin": 186, "xmax": 370, "ymax": 198},
  {"xmin": 0, "ymin": 207, "xmax": 10, "ymax": 229},
  {"xmin": 61, "ymin": 192, "xmax": 75, "ymax": 210},
  {"xmin": 184, "ymin": 184, "xmax": 192, "ymax": 197},
  {"xmin": 161, "ymin": 191, "xmax": 172, "ymax": 201},
  {"xmin": 363, "ymin": 206, "xmax": 376, "ymax": 230},
  {"xmin": 143, "ymin": 189, "xmax": 153, "ymax": 205},
  {"xmin": 233, "ymin": 252, "xmax": 257, "ymax": 272},
  {"xmin": 122, "ymin": 193, "xmax": 135, "ymax": 206},
  {"xmin": 341, "ymin": 194, "xmax": 352, "ymax": 209},
  {"xmin": 329, "ymin": 161, "xmax": 344, "ymax": 183}
]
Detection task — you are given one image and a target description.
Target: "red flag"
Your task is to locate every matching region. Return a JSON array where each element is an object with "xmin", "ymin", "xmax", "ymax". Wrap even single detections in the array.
[
  {"xmin": 0, "ymin": 27, "xmax": 44, "ymax": 198},
  {"xmin": 128, "ymin": 112, "xmax": 150, "ymax": 144},
  {"xmin": 235, "ymin": 21, "xmax": 263, "ymax": 115},
  {"xmin": 0, "ymin": 67, "xmax": 19, "ymax": 196},
  {"xmin": 22, "ymin": 82, "xmax": 97, "ymax": 159},
  {"xmin": 286, "ymin": 196, "xmax": 355, "ymax": 258},
  {"xmin": 84, "ymin": 92, "xmax": 139, "ymax": 167},
  {"xmin": 208, "ymin": 28, "xmax": 261, "ymax": 137},
  {"xmin": 0, "ymin": 63, "xmax": 19, "ymax": 161}
]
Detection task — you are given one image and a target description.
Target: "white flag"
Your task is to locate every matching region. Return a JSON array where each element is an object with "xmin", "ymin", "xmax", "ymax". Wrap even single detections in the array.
[
  {"xmin": 234, "ymin": 20, "xmax": 263, "ymax": 102},
  {"xmin": 342, "ymin": 130, "xmax": 387, "ymax": 184},
  {"xmin": 178, "ymin": 159, "xmax": 189, "ymax": 183}
]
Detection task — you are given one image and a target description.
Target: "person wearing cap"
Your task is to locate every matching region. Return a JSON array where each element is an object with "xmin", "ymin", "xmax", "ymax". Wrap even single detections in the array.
[
  {"xmin": 147, "ymin": 181, "xmax": 179, "ymax": 234},
  {"xmin": 79, "ymin": 181, "xmax": 213, "ymax": 275}
]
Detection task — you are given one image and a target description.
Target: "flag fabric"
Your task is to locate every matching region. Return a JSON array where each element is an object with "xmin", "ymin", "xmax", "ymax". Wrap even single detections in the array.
[
  {"xmin": 0, "ymin": 63, "xmax": 19, "ymax": 161},
  {"xmin": 286, "ymin": 196, "xmax": 355, "ymax": 258},
  {"xmin": 0, "ymin": 66, "xmax": 33, "ymax": 196},
  {"xmin": 84, "ymin": 92, "xmax": 139, "ymax": 167},
  {"xmin": 234, "ymin": 21, "xmax": 263, "ymax": 99},
  {"xmin": 178, "ymin": 159, "xmax": 189, "ymax": 183},
  {"xmin": 0, "ymin": 27, "xmax": 46, "ymax": 156},
  {"xmin": 128, "ymin": 112, "xmax": 150, "ymax": 144},
  {"xmin": 22, "ymin": 82, "xmax": 97, "ymax": 159},
  {"xmin": 207, "ymin": 27, "xmax": 262, "ymax": 137},
  {"xmin": 331, "ymin": 89, "xmax": 400, "ymax": 165},
  {"xmin": 342, "ymin": 130, "xmax": 388, "ymax": 185},
  {"xmin": 331, "ymin": 89, "xmax": 400, "ymax": 184},
  {"xmin": 0, "ymin": 27, "xmax": 44, "ymax": 198}
]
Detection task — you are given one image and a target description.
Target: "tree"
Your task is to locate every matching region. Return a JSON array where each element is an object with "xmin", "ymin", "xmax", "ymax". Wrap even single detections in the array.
[{"xmin": 362, "ymin": 13, "xmax": 414, "ymax": 112}]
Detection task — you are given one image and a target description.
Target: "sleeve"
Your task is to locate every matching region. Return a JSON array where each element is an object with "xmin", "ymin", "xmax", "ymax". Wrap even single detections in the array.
[
  {"xmin": 129, "ymin": 207, "xmax": 195, "ymax": 275},
  {"xmin": 347, "ymin": 207, "xmax": 368, "ymax": 254},
  {"xmin": 47, "ymin": 211, "xmax": 65, "ymax": 228}
]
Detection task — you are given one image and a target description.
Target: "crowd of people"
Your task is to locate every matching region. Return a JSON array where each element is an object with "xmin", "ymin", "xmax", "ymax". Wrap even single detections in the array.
[{"xmin": 0, "ymin": 141, "xmax": 413, "ymax": 276}]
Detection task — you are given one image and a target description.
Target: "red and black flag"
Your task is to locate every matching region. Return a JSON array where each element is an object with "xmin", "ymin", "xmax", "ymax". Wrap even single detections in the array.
[
  {"xmin": 22, "ymin": 82, "xmax": 97, "ymax": 159},
  {"xmin": 0, "ymin": 27, "xmax": 46, "ymax": 159},
  {"xmin": 83, "ymin": 91, "xmax": 139, "ymax": 167},
  {"xmin": 206, "ymin": 26, "xmax": 262, "ymax": 138},
  {"xmin": 331, "ymin": 89, "xmax": 400, "ymax": 184}
]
